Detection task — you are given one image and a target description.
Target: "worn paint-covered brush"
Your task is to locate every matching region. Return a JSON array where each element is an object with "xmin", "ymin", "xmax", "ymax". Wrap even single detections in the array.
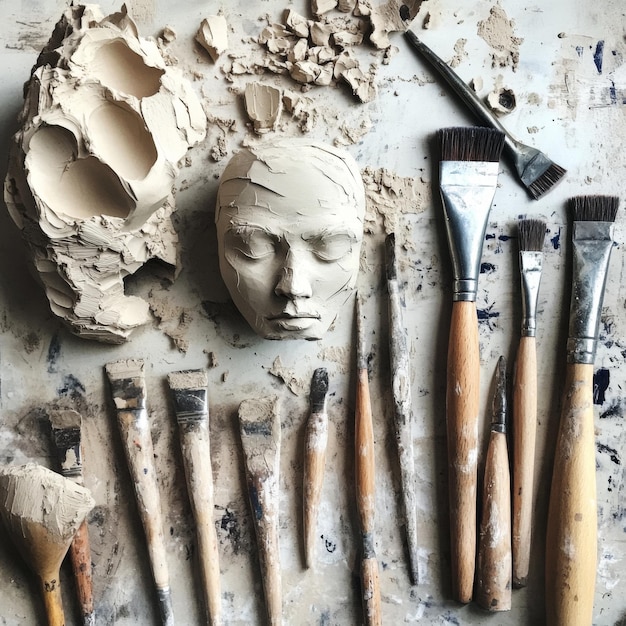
[
  {"xmin": 476, "ymin": 356, "xmax": 512, "ymax": 612},
  {"xmin": 105, "ymin": 358, "xmax": 174, "ymax": 626},
  {"xmin": 546, "ymin": 195, "xmax": 619, "ymax": 626},
  {"xmin": 385, "ymin": 233, "xmax": 419, "ymax": 586},
  {"xmin": 48, "ymin": 409, "xmax": 95, "ymax": 626},
  {"xmin": 303, "ymin": 367, "xmax": 330, "ymax": 569},
  {"xmin": 238, "ymin": 396, "xmax": 282, "ymax": 626},
  {"xmin": 405, "ymin": 31, "xmax": 566, "ymax": 199},
  {"xmin": 437, "ymin": 125, "xmax": 505, "ymax": 604},
  {"xmin": 512, "ymin": 218, "xmax": 546, "ymax": 588},
  {"xmin": 167, "ymin": 369, "xmax": 221, "ymax": 626}
]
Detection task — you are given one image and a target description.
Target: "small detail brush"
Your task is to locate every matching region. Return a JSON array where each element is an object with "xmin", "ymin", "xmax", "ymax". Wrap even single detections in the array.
[
  {"xmin": 437, "ymin": 125, "xmax": 505, "ymax": 604},
  {"xmin": 546, "ymin": 195, "xmax": 619, "ymax": 626},
  {"xmin": 476, "ymin": 356, "xmax": 512, "ymax": 612},
  {"xmin": 512, "ymin": 218, "xmax": 546, "ymax": 588},
  {"xmin": 385, "ymin": 233, "xmax": 419, "ymax": 585},
  {"xmin": 405, "ymin": 31, "xmax": 566, "ymax": 199},
  {"xmin": 48, "ymin": 409, "xmax": 96, "ymax": 626},
  {"xmin": 303, "ymin": 367, "xmax": 330, "ymax": 569},
  {"xmin": 167, "ymin": 370, "xmax": 221, "ymax": 626}
]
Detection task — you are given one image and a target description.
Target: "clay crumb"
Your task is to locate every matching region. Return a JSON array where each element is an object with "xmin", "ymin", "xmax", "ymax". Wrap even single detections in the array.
[
  {"xmin": 269, "ymin": 356, "xmax": 306, "ymax": 396},
  {"xmin": 196, "ymin": 16, "xmax": 229, "ymax": 62}
]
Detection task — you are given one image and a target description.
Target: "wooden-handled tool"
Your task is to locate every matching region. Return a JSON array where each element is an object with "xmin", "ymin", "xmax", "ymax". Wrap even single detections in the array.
[
  {"xmin": 476, "ymin": 356, "xmax": 512, "ymax": 612},
  {"xmin": 238, "ymin": 395, "xmax": 282, "ymax": 626},
  {"xmin": 105, "ymin": 358, "xmax": 174, "ymax": 626},
  {"xmin": 0, "ymin": 463, "xmax": 94, "ymax": 626},
  {"xmin": 167, "ymin": 369, "xmax": 221, "ymax": 625},
  {"xmin": 49, "ymin": 409, "xmax": 96, "ymax": 626},
  {"xmin": 355, "ymin": 294, "xmax": 381, "ymax": 626},
  {"xmin": 303, "ymin": 367, "xmax": 330, "ymax": 568}
]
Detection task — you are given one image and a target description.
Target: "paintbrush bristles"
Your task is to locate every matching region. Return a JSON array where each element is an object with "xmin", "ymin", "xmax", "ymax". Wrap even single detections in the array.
[
  {"xmin": 438, "ymin": 127, "xmax": 505, "ymax": 162},
  {"xmin": 570, "ymin": 195, "xmax": 620, "ymax": 223},
  {"xmin": 518, "ymin": 219, "xmax": 546, "ymax": 252},
  {"xmin": 528, "ymin": 163, "xmax": 566, "ymax": 200}
]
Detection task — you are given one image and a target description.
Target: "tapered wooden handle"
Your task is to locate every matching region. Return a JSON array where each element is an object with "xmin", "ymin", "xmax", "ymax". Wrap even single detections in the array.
[
  {"xmin": 512, "ymin": 335, "xmax": 537, "ymax": 587},
  {"xmin": 476, "ymin": 431, "xmax": 512, "ymax": 611},
  {"xmin": 68, "ymin": 520, "xmax": 94, "ymax": 624},
  {"xmin": 446, "ymin": 301, "xmax": 480, "ymax": 603},
  {"xmin": 361, "ymin": 556, "xmax": 382, "ymax": 626},
  {"xmin": 40, "ymin": 573, "xmax": 65, "ymax": 626},
  {"xmin": 546, "ymin": 362, "xmax": 597, "ymax": 626}
]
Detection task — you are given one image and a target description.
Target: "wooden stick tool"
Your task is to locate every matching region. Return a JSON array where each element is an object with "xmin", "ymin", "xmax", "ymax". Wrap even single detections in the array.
[
  {"xmin": 105, "ymin": 358, "xmax": 174, "ymax": 626},
  {"xmin": 355, "ymin": 294, "xmax": 382, "ymax": 626},
  {"xmin": 238, "ymin": 396, "xmax": 282, "ymax": 626},
  {"xmin": 167, "ymin": 369, "xmax": 221, "ymax": 626},
  {"xmin": 303, "ymin": 367, "xmax": 329, "ymax": 568},
  {"xmin": 48, "ymin": 409, "xmax": 96, "ymax": 626}
]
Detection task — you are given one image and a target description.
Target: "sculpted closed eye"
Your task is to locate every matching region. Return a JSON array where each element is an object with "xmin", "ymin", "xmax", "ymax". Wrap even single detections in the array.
[
  {"xmin": 307, "ymin": 233, "xmax": 355, "ymax": 261},
  {"xmin": 228, "ymin": 228, "xmax": 276, "ymax": 260}
]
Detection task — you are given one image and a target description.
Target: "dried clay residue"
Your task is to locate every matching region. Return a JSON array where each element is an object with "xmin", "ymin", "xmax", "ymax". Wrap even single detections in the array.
[
  {"xmin": 477, "ymin": 5, "xmax": 523, "ymax": 71},
  {"xmin": 269, "ymin": 356, "xmax": 306, "ymax": 396}
]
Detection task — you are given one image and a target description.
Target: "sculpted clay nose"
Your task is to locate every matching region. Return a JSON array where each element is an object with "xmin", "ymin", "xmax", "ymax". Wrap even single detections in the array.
[{"xmin": 274, "ymin": 265, "xmax": 313, "ymax": 299}]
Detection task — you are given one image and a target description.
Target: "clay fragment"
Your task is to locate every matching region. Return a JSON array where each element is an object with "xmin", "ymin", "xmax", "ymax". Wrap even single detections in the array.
[
  {"xmin": 486, "ymin": 86, "xmax": 517, "ymax": 115},
  {"xmin": 196, "ymin": 15, "xmax": 229, "ymax": 61},
  {"xmin": 244, "ymin": 83, "xmax": 283, "ymax": 133},
  {"xmin": 284, "ymin": 9, "xmax": 310, "ymax": 38},
  {"xmin": 311, "ymin": 0, "xmax": 338, "ymax": 17}
]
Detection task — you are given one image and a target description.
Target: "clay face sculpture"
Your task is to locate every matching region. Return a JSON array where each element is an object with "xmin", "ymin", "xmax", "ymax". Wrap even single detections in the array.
[
  {"xmin": 215, "ymin": 139, "xmax": 365, "ymax": 340},
  {"xmin": 3, "ymin": 5, "xmax": 206, "ymax": 343}
]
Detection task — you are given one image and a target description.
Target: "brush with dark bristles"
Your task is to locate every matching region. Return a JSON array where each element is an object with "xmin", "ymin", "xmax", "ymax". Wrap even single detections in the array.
[
  {"xmin": 437, "ymin": 125, "xmax": 505, "ymax": 604},
  {"xmin": 546, "ymin": 195, "xmax": 619, "ymax": 625},
  {"xmin": 406, "ymin": 31, "xmax": 566, "ymax": 199},
  {"xmin": 512, "ymin": 218, "xmax": 546, "ymax": 588}
]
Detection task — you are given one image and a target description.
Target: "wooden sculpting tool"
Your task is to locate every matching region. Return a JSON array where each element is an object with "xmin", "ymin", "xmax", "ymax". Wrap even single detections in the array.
[
  {"xmin": 385, "ymin": 233, "xmax": 419, "ymax": 585},
  {"xmin": 238, "ymin": 396, "xmax": 282, "ymax": 626},
  {"xmin": 355, "ymin": 294, "xmax": 382, "ymax": 626},
  {"xmin": 546, "ymin": 196, "xmax": 619, "ymax": 626},
  {"xmin": 105, "ymin": 358, "xmax": 174, "ymax": 626},
  {"xmin": 48, "ymin": 409, "xmax": 95, "ymax": 626},
  {"xmin": 167, "ymin": 369, "xmax": 221, "ymax": 625},
  {"xmin": 303, "ymin": 367, "xmax": 330, "ymax": 569},
  {"xmin": 437, "ymin": 126, "xmax": 505, "ymax": 603},
  {"xmin": 476, "ymin": 356, "xmax": 512, "ymax": 612},
  {"xmin": 0, "ymin": 463, "xmax": 94, "ymax": 626},
  {"xmin": 512, "ymin": 219, "xmax": 546, "ymax": 588}
]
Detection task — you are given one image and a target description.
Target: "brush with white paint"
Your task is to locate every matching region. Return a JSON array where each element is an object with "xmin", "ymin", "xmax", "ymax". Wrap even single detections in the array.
[
  {"xmin": 105, "ymin": 358, "xmax": 174, "ymax": 626},
  {"xmin": 546, "ymin": 195, "xmax": 619, "ymax": 626},
  {"xmin": 167, "ymin": 369, "xmax": 221, "ymax": 626},
  {"xmin": 512, "ymin": 218, "xmax": 546, "ymax": 588},
  {"xmin": 436, "ymin": 126, "xmax": 505, "ymax": 604}
]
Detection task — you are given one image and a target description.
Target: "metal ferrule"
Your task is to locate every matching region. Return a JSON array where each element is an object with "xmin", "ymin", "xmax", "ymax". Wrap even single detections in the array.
[
  {"xmin": 567, "ymin": 221, "xmax": 615, "ymax": 364},
  {"xmin": 440, "ymin": 161, "xmax": 500, "ymax": 301},
  {"xmin": 519, "ymin": 250, "xmax": 543, "ymax": 337}
]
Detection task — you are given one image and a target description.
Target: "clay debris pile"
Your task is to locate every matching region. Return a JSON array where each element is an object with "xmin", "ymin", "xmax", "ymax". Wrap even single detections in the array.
[{"xmin": 3, "ymin": 4, "xmax": 207, "ymax": 343}]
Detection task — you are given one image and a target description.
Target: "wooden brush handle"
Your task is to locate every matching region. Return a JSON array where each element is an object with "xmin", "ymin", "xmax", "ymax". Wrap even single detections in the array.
[
  {"xmin": 546, "ymin": 362, "xmax": 597, "ymax": 626},
  {"xmin": 355, "ymin": 367, "xmax": 381, "ymax": 626},
  {"xmin": 179, "ymin": 421, "xmax": 221, "ymax": 626},
  {"xmin": 476, "ymin": 431, "xmax": 512, "ymax": 611},
  {"xmin": 446, "ymin": 300, "xmax": 479, "ymax": 604},
  {"xmin": 68, "ymin": 520, "xmax": 95, "ymax": 624},
  {"xmin": 40, "ymin": 573, "xmax": 65, "ymax": 626},
  {"xmin": 512, "ymin": 335, "xmax": 537, "ymax": 587}
]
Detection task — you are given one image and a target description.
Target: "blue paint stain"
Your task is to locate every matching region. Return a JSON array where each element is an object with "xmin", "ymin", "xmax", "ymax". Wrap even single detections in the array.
[
  {"xmin": 600, "ymin": 399, "xmax": 623, "ymax": 419},
  {"xmin": 550, "ymin": 227, "xmax": 562, "ymax": 250},
  {"xmin": 477, "ymin": 306, "xmax": 500, "ymax": 321},
  {"xmin": 248, "ymin": 483, "xmax": 263, "ymax": 521},
  {"xmin": 609, "ymin": 80, "xmax": 617, "ymax": 105},
  {"xmin": 481, "ymin": 262, "xmax": 497, "ymax": 274},
  {"xmin": 498, "ymin": 234, "xmax": 511, "ymax": 242},
  {"xmin": 485, "ymin": 233, "xmax": 496, "ymax": 240},
  {"xmin": 597, "ymin": 442, "xmax": 621, "ymax": 465},
  {"xmin": 594, "ymin": 40, "xmax": 605, "ymax": 73},
  {"xmin": 576, "ymin": 45, "xmax": 584, "ymax": 57},
  {"xmin": 593, "ymin": 368, "xmax": 610, "ymax": 405}
]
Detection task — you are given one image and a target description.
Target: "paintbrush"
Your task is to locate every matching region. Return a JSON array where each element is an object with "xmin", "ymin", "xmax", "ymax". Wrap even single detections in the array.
[
  {"xmin": 385, "ymin": 233, "xmax": 419, "ymax": 586},
  {"xmin": 405, "ymin": 31, "xmax": 566, "ymax": 199},
  {"xmin": 437, "ymin": 125, "xmax": 505, "ymax": 604},
  {"xmin": 167, "ymin": 369, "xmax": 221, "ymax": 626},
  {"xmin": 238, "ymin": 396, "xmax": 282, "ymax": 626},
  {"xmin": 476, "ymin": 356, "xmax": 512, "ymax": 612},
  {"xmin": 303, "ymin": 367, "xmax": 330, "ymax": 569},
  {"xmin": 355, "ymin": 293, "xmax": 382, "ymax": 626},
  {"xmin": 48, "ymin": 409, "xmax": 95, "ymax": 626},
  {"xmin": 105, "ymin": 358, "xmax": 174, "ymax": 626},
  {"xmin": 546, "ymin": 195, "xmax": 619, "ymax": 626},
  {"xmin": 0, "ymin": 463, "xmax": 94, "ymax": 626},
  {"xmin": 512, "ymin": 218, "xmax": 546, "ymax": 588}
]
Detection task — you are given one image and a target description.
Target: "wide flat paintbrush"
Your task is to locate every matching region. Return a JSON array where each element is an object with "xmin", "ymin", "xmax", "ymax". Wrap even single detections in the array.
[
  {"xmin": 546, "ymin": 195, "xmax": 619, "ymax": 626},
  {"xmin": 105, "ymin": 358, "xmax": 174, "ymax": 626},
  {"xmin": 48, "ymin": 409, "xmax": 95, "ymax": 626},
  {"xmin": 476, "ymin": 356, "xmax": 512, "ymax": 612},
  {"xmin": 512, "ymin": 218, "xmax": 546, "ymax": 588},
  {"xmin": 167, "ymin": 369, "xmax": 221, "ymax": 626},
  {"xmin": 355, "ymin": 293, "xmax": 381, "ymax": 626},
  {"xmin": 303, "ymin": 367, "xmax": 330, "ymax": 569},
  {"xmin": 437, "ymin": 126, "xmax": 505, "ymax": 603},
  {"xmin": 405, "ymin": 31, "xmax": 566, "ymax": 199},
  {"xmin": 385, "ymin": 233, "xmax": 419, "ymax": 585}
]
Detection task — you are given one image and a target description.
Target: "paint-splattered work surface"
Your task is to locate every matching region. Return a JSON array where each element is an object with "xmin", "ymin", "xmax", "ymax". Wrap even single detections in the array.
[{"xmin": 0, "ymin": 1, "xmax": 625, "ymax": 624}]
